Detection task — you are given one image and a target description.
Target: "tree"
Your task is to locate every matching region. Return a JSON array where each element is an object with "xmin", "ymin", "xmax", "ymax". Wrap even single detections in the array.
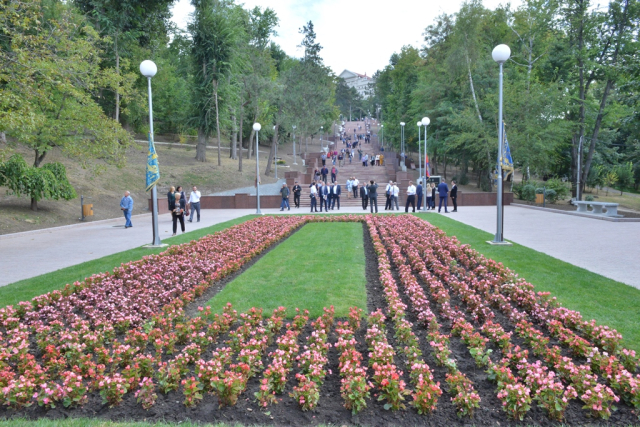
[
  {"xmin": 189, "ymin": 0, "xmax": 241, "ymax": 164},
  {"xmin": 0, "ymin": 0, "xmax": 132, "ymax": 210},
  {"xmin": 0, "ymin": 154, "xmax": 76, "ymax": 210}
]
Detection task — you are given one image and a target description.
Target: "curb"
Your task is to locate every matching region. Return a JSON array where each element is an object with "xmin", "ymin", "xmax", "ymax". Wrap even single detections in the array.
[{"xmin": 511, "ymin": 203, "xmax": 640, "ymax": 222}]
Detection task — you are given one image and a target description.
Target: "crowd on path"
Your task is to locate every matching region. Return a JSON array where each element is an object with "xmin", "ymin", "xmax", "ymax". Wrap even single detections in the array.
[{"xmin": 166, "ymin": 185, "xmax": 202, "ymax": 235}]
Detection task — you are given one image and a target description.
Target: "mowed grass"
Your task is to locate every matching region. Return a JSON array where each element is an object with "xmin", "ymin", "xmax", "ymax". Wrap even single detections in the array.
[
  {"xmin": 0, "ymin": 215, "xmax": 257, "ymax": 308},
  {"xmin": 205, "ymin": 222, "xmax": 368, "ymax": 319},
  {"xmin": 416, "ymin": 213, "xmax": 640, "ymax": 352}
]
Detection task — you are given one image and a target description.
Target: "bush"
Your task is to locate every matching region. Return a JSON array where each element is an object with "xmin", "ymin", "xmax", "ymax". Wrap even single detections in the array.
[
  {"xmin": 276, "ymin": 160, "xmax": 286, "ymax": 165},
  {"xmin": 544, "ymin": 189, "xmax": 558, "ymax": 203},
  {"xmin": 542, "ymin": 178, "xmax": 570, "ymax": 201},
  {"xmin": 459, "ymin": 173, "xmax": 469, "ymax": 186},
  {"xmin": 535, "ymin": 188, "xmax": 545, "ymax": 194},
  {"xmin": 585, "ymin": 195, "xmax": 594, "ymax": 202},
  {"xmin": 520, "ymin": 184, "xmax": 536, "ymax": 202}
]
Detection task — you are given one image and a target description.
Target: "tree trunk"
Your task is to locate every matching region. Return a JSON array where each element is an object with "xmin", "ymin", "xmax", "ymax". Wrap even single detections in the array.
[
  {"xmin": 0, "ymin": 132, "xmax": 6, "ymax": 144},
  {"xmin": 238, "ymin": 107, "xmax": 243, "ymax": 171},
  {"xmin": 247, "ymin": 129, "xmax": 255, "ymax": 159},
  {"xmin": 115, "ymin": 34, "xmax": 120, "ymax": 123},
  {"xmin": 196, "ymin": 128, "xmax": 207, "ymax": 162},
  {"xmin": 214, "ymin": 82, "xmax": 222, "ymax": 166},
  {"xmin": 34, "ymin": 149, "xmax": 46, "ymax": 167},
  {"xmin": 30, "ymin": 198, "xmax": 38, "ymax": 211},
  {"xmin": 231, "ymin": 114, "xmax": 237, "ymax": 159},
  {"xmin": 465, "ymin": 51, "xmax": 483, "ymax": 122}
]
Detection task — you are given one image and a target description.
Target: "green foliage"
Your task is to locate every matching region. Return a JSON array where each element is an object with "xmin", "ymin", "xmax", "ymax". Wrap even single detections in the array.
[
  {"xmin": 614, "ymin": 162, "xmax": 634, "ymax": 193},
  {"xmin": 513, "ymin": 183, "xmax": 536, "ymax": 201},
  {"xmin": 0, "ymin": 154, "xmax": 76, "ymax": 205}
]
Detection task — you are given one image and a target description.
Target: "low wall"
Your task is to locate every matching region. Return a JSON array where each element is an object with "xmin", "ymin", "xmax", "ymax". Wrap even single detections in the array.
[{"xmin": 150, "ymin": 191, "xmax": 513, "ymax": 211}]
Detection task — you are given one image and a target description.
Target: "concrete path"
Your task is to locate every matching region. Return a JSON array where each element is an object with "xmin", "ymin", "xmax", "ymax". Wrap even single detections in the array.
[
  {"xmin": 441, "ymin": 205, "xmax": 640, "ymax": 289},
  {"xmin": 3, "ymin": 205, "xmax": 639, "ymax": 290},
  {"xmin": 211, "ymin": 179, "xmax": 286, "ymax": 196}
]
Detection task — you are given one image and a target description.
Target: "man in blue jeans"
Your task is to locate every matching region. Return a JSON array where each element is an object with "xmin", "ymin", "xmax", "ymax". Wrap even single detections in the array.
[
  {"xmin": 437, "ymin": 181, "xmax": 449, "ymax": 213},
  {"xmin": 120, "ymin": 190, "xmax": 133, "ymax": 228},
  {"xmin": 279, "ymin": 183, "xmax": 290, "ymax": 211},
  {"xmin": 188, "ymin": 186, "xmax": 201, "ymax": 222}
]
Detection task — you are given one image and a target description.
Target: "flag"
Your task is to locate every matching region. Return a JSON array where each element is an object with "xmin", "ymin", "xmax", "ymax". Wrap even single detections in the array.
[
  {"xmin": 425, "ymin": 154, "xmax": 431, "ymax": 178},
  {"xmin": 496, "ymin": 122, "xmax": 514, "ymax": 180},
  {"xmin": 145, "ymin": 132, "xmax": 160, "ymax": 192}
]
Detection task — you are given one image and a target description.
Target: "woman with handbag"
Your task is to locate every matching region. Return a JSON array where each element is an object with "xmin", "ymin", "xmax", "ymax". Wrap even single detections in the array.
[{"xmin": 172, "ymin": 192, "xmax": 186, "ymax": 236}]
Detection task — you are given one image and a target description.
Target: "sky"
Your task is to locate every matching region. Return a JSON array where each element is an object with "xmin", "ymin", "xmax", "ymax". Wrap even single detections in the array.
[{"xmin": 171, "ymin": 0, "xmax": 520, "ymax": 77}]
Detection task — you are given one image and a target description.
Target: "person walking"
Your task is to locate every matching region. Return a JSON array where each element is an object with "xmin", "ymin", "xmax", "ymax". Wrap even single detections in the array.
[
  {"xmin": 437, "ymin": 180, "xmax": 449, "ymax": 213},
  {"xmin": 392, "ymin": 182, "xmax": 400, "ymax": 210},
  {"xmin": 362, "ymin": 153, "xmax": 368, "ymax": 167},
  {"xmin": 352, "ymin": 177, "xmax": 360, "ymax": 198},
  {"xmin": 292, "ymin": 181, "xmax": 302, "ymax": 208},
  {"xmin": 321, "ymin": 166, "xmax": 328, "ymax": 183},
  {"xmin": 120, "ymin": 191, "xmax": 133, "ymax": 228},
  {"xmin": 359, "ymin": 183, "xmax": 368, "ymax": 210},
  {"xmin": 416, "ymin": 180, "xmax": 423, "ymax": 211},
  {"xmin": 319, "ymin": 182, "xmax": 329, "ymax": 212},
  {"xmin": 321, "ymin": 153, "xmax": 327, "ymax": 166},
  {"xmin": 309, "ymin": 183, "xmax": 318, "ymax": 212},
  {"xmin": 346, "ymin": 177, "xmax": 353, "ymax": 199},
  {"xmin": 188, "ymin": 186, "xmax": 201, "ymax": 222},
  {"xmin": 279, "ymin": 183, "xmax": 290, "ymax": 211},
  {"xmin": 405, "ymin": 181, "xmax": 416, "ymax": 212},
  {"xmin": 430, "ymin": 183, "xmax": 437, "ymax": 209},
  {"xmin": 426, "ymin": 182, "xmax": 432, "ymax": 210},
  {"xmin": 384, "ymin": 180, "xmax": 393, "ymax": 210},
  {"xmin": 166, "ymin": 186, "xmax": 175, "ymax": 212},
  {"xmin": 171, "ymin": 192, "xmax": 186, "ymax": 235},
  {"xmin": 330, "ymin": 182, "xmax": 341, "ymax": 210},
  {"xmin": 367, "ymin": 180, "xmax": 379, "ymax": 213},
  {"xmin": 450, "ymin": 180, "xmax": 458, "ymax": 212},
  {"xmin": 331, "ymin": 166, "xmax": 338, "ymax": 183}
]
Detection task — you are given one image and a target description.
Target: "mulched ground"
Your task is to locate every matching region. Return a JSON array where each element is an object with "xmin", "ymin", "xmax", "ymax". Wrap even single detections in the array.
[{"xmin": 3, "ymin": 222, "xmax": 639, "ymax": 426}]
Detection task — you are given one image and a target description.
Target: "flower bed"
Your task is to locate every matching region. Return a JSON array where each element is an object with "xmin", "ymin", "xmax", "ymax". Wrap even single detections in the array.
[{"xmin": 0, "ymin": 214, "xmax": 638, "ymax": 426}]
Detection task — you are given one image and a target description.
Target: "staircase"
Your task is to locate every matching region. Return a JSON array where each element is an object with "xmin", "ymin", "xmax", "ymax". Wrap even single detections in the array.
[{"xmin": 284, "ymin": 120, "xmax": 414, "ymax": 210}]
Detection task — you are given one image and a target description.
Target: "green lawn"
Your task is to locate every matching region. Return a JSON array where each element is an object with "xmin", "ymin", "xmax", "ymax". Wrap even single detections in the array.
[
  {"xmin": 204, "ymin": 222, "xmax": 368, "ymax": 319},
  {"xmin": 0, "ymin": 215, "xmax": 257, "ymax": 308},
  {"xmin": 416, "ymin": 213, "xmax": 640, "ymax": 352}
]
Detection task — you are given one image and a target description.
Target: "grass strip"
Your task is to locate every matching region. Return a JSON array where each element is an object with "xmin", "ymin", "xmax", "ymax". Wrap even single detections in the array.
[
  {"xmin": 415, "ymin": 212, "xmax": 640, "ymax": 352},
  {"xmin": 0, "ymin": 215, "xmax": 257, "ymax": 308},
  {"xmin": 205, "ymin": 222, "xmax": 368, "ymax": 319}
]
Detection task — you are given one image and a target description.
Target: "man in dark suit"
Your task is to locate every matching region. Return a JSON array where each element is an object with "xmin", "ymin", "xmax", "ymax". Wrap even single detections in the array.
[
  {"xmin": 450, "ymin": 180, "xmax": 458, "ymax": 212},
  {"xmin": 292, "ymin": 181, "xmax": 302, "ymax": 208},
  {"xmin": 367, "ymin": 180, "xmax": 379, "ymax": 213},
  {"xmin": 330, "ymin": 182, "xmax": 341, "ymax": 210},
  {"xmin": 437, "ymin": 180, "xmax": 449, "ymax": 213},
  {"xmin": 359, "ymin": 184, "xmax": 368, "ymax": 210},
  {"xmin": 416, "ymin": 180, "xmax": 423, "ymax": 211},
  {"xmin": 319, "ymin": 182, "xmax": 329, "ymax": 212},
  {"xmin": 321, "ymin": 166, "xmax": 328, "ymax": 183}
]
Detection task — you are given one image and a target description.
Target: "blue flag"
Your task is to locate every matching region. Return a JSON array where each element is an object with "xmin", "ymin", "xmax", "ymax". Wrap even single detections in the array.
[
  {"xmin": 145, "ymin": 133, "xmax": 160, "ymax": 192},
  {"xmin": 497, "ymin": 122, "xmax": 514, "ymax": 180}
]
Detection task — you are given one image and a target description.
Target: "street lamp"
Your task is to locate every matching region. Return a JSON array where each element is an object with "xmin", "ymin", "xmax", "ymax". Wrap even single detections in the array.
[
  {"xmin": 273, "ymin": 125, "xmax": 278, "ymax": 180},
  {"xmin": 491, "ymin": 44, "xmax": 511, "ymax": 245},
  {"xmin": 422, "ymin": 117, "xmax": 430, "ymax": 211},
  {"xmin": 292, "ymin": 125, "xmax": 297, "ymax": 165},
  {"xmin": 400, "ymin": 122, "xmax": 406, "ymax": 171},
  {"xmin": 140, "ymin": 60, "xmax": 161, "ymax": 246},
  {"xmin": 320, "ymin": 126, "xmax": 323, "ymax": 148},
  {"xmin": 253, "ymin": 122, "xmax": 262, "ymax": 215},
  {"xmin": 381, "ymin": 124, "xmax": 384, "ymax": 149},
  {"xmin": 417, "ymin": 121, "xmax": 422, "ymax": 184}
]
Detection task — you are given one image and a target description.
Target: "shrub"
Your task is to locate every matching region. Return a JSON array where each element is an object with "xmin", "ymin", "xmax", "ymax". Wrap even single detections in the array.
[
  {"xmin": 585, "ymin": 195, "xmax": 595, "ymax": 201},
  {"xmin": 520, "ymin": 184, "xmax": 536, "ymax": 201},
  {"xmin": 544, "ymin": 189, "xmax": 558, "ymax": 203}
]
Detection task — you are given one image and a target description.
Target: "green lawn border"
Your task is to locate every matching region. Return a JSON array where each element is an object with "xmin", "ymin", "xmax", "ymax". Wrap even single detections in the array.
[
  {"xmin": 415, "ymin": 212, "xmax": 640, "ymax": 352},
  {"xmin": 204, "ymin": 221, "xmax": 368, "ymax": 319},
  {"xmin": 0, "ymin": 215, "xmax": 258, "ymax": 308}
]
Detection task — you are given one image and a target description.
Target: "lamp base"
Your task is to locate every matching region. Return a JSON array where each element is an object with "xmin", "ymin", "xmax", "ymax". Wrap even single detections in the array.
[
  {"xmin": 143, "ymin": 243, "xmax": 169, "ymax": 248},
  {"xmin": 486, "ymin": 240, "xmax": 513, "ymax": 246}
]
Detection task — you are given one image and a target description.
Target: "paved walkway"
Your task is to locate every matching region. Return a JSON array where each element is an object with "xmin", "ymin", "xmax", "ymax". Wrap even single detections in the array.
[
  {"xmin": 211, "ymin": 179, "xmax": 286, "ymax": 196},
  {"xmin": 3, "ymin": 205, "xmax": 639, "ymax": 290},
  {"xmin": 444, "ymin": 205, "xmax": 640, "ymax": 289}
]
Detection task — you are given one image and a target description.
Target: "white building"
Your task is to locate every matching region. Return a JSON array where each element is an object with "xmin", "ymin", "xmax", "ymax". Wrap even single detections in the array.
[{"xmin": 339, "ymin": 69, "xmax": 374, "ymax": 98}]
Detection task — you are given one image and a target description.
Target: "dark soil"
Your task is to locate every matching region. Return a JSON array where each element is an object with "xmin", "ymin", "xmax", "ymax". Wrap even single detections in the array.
[{"xmin": 2, "ymin": 221, "xmax": 639, "ymax": 426}]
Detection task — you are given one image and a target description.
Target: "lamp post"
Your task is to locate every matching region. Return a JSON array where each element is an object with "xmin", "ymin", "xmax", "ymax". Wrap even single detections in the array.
[
  {"xmin": 273, "ymin": 125, "xmax": 278, "ymax": 180},
  {"xmin": 320, "ymin": 126, "xmax": 323, "ymax": 149},
  {"xmin": 417, "ymin": 121, "xmax": 422, "ymax": 182},
  {"xmin": 381, "ymin": 124, "xmax": 384, "ymax": 149},
  {"xmin": 292, "ymin": 125, "xmax": 297, "ymax": 165},
  {"xmin": 491, "ymin": 44, "xmax": 511, "ymax": 245},
  {"xmin": 400, "ymin": 122, "xmax": 406, "ymax": 171},
  {"xmin": 422, "ymin": 117, "xmax": 430, "ymax": 211},
  {"xmin": 253, "ymin": 122, "xmax": 262, "ymax": 214},
  {"xmin": 140, "ymin": 60, "xmax": 161, "ymax": 246}
]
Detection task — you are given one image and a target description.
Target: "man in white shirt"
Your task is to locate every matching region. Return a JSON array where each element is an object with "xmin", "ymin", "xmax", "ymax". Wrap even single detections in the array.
[
  {"xmin": 405, "ymin": 181, "xmax": 416, "ymax": 212},
  {"xmin": 352, "ymin": 178, "xmax": 359, "ymax": 198},
  {"xmin": 188, "ymin": 186, "xmax": 201, "ymax": 222},
  {"xmin": 384, "ymin": 180, "xmax": 393, "ymax": 210},
  {"xmin": 309, "ymin": 183, "xmax": 318, "ymax": 212},
  {"xmin": 392, "ymin": 182, "xmax": 400, "ymax": 210}
]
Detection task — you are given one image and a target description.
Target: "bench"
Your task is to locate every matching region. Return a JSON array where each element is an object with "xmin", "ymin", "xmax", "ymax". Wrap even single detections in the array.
[{"xmin": 574, "ymin": 201, "xmax": 619, "ymax": 217}]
